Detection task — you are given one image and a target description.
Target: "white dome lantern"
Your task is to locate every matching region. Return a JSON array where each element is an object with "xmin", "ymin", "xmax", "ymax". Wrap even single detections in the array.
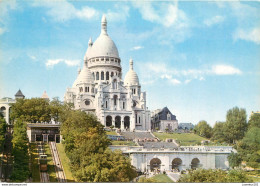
[
  {"xmin": 124, "ymin": 58, "xmax": 139, "ymax": 86},
  {"xmin": 87, "ymin": 15, "xmax": 119, "ymax": 59}
]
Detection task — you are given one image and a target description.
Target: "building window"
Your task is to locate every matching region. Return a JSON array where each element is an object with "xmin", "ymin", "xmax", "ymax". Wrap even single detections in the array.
[
  {"xmin": 134, "ymin": 89, "xmax": 136, "ymax": 94},
  {"xmin": 96, "ymin": 58, "xmax": 99, "ymax": 61},
  {"xmin": 139, "ymin": 116, "xmax": 141, "ymax": 124},
  {"xmin": 111, "ymin": 72, "xmax": 114, "ymax": 77},
  {"xmin": 85, "ymin": 100, "xmax": 90, "ymax": 106},
  {"xmin": 96, "ymin": 72, "xmax": 99, "ymax": 80},
  {"xmin": 101, "ymin": 72, "xmax": 104, "ymax": 80},
  {"xmin": 79, "ymin": 87, "xmax": 83, "ymax": 92},
  {"xmin": 85, "ymin": 87, "xmax": 87, "ymax": 92},
  {"xmin": 114, "ymin": 95, "xmax": 117, "ymax": 106},
  {"xmin": 101, "ymin": 58, "xmax": 104, "ymax": 61},
  {"xmin": 135, "ymin": 114, "xmax": 137, "ymax": 124},
  {"xmin": 92, "ymin": 72, "xmax": 95, "ymax": 80},
  {"xmin": 106, "ymin": 72, "xmax": 109, "ymax": 80},
  {"xmin": 106, "ymin": 101, "xmax": 108, "ymax": 108},
  {"xmin": 106, "ymin": 58, "xmax": 109, "ymax": 61},
  {"xmin": 123, "ymin": 102, "xmax": 125, "ymax": 109}
]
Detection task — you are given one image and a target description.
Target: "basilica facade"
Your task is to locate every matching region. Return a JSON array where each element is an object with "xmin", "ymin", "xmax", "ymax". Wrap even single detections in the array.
[{"xmin": 64, "ymin": 16, "xmax": 151, "ymax": 131}]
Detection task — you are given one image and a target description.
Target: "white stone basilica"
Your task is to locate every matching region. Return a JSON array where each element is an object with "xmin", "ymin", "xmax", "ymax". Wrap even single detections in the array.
[{"xmin": 64, "ymin": 16, "xmax": 151, "ymax": 131}]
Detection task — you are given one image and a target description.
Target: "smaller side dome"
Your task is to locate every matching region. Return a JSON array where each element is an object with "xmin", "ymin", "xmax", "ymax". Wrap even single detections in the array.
[
  {"xmin": 124, "ymin": 58, "xmax": 139, "ymax": 86},
  {"xmin": 73, "ymin": 62, "xmax": 94, "ymax": 87}
]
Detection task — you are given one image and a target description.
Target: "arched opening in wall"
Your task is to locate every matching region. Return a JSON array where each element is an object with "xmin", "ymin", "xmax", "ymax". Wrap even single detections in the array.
[
  {"xmin": 191, "ymin": 158, "xmax": 200, "ymax": 169},
  {"xmin": 115, "ymin": 116, "xmax": 121, "ymax": 128},
  {"xmin": 106, "ymin": 72, "xmax": 109, "ymax": 80},
  {"xmin": 124, "ymin": 116, "xmax": 130, "ymax": 130},
  {"xmin": 106, "ymin": 116, "xmax": 112, "ymax": 127},
  {"xmin": 101, "ymin": 72, "xmax": 104, "ymax": 80},
  {"xmin": 150, "ymin": 158, "xmax": 161, "ymax": 172},
  {"xmin": 113, "ymin": 95, "xmax": 117, "ymax": 106},
  {"xmin": 0, "ymin": 106, "xmax": 6, "ymax": 117},
  {"xmin": 172, "ymin": 158, "xmax": 182, "ymax": 171},
  {"xmin": 92, "ymin": 72, "xmax": 95, "ymax": 80},
  {"xmin": 113, "ymin": 79, "xmax": 117, "ymax": 89},
  {"xmin": 111, "ymin": 72, "xmax": 114, "ymax": 77},
  {"xmin": 96, "ymin": 72, "xmax": 99, "ymax": 80}
]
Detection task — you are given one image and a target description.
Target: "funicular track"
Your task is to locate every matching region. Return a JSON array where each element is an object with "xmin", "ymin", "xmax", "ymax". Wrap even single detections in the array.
[
  {"xmin": 49, "ymin": 142, "xmax": 66, "ymax": 182},
  {"xmin": 36, "ymin": 142, "xmax": 49, "ymax": 183}
]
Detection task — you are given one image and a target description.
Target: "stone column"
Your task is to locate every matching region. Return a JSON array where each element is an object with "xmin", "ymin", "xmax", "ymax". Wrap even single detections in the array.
[{"xmin": 121, "ymin": 120, "xmax": 124, "ymax": 130}]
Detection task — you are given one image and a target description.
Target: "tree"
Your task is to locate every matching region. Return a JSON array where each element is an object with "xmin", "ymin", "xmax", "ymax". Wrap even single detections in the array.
[
  {"xmin": 194, "ymin": 120, "xmax": 212, "ymax": 138},
  {"xmin": 10, "ymin": 119, "xmax": 30, "ymax": 182},
  {"xmin": 237, "ymin": 127, "xmax": 260, "ymax": 169},
  {"xmin": 228, "ymin": 152, "xmax": 242, "ymax": 169},
  {"xmin": 211, "ymin": 121, "xmax": 226, "ymax": 143},
  {"xmin": 0, "ymin": 116, "xmax": 7, "ymax": 153},
  {"xmin": 178, "ymin": 169, "xmax": 252, "ymax": 183},
  {"xmin": 225, "ymin": 107, "xmax": 247, "ymax": 144},
  {"xmin": 248, "ymin": 113, "xmax": 260, "ymax": 128},
  {"xmin": 10, "ymin": 98, "xmax": 51, "ymax": 123},
  {"xmin": 61, "ymin": 110, "xmax": 137, "ymax": 182}
]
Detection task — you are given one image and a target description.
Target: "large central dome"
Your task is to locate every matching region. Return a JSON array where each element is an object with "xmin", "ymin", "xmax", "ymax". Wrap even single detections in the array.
[{"xmin": 87, "ymin": 15, "xmax": 119, "ymax": 59}]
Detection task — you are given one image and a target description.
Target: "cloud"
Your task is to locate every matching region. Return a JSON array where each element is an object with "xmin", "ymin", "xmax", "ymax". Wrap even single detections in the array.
[
  {"xmin": 211, "ymin": 65, "xmax": 242, "ymax": 75},
  {"xmin": 160, "ymin": 74, "xmax": 181, "ymax": 85},
  {"xmin": 0, "ymin": 27, "xmax": 5, "ymax": 35},
  {"xmin": 204, "ymin": 16, "xmax": 225, "ymax": 27},
  {"xmin": 0, "ymin": 0, "xmax": 17, "ymax": 35},
  {"xmin": 138, "ymin": 62, "xmax": 242, "ymax": 86},
  {"xmin": 46, "ymin": 59, "xmax": 80, "ymax": 68},
  {"xmin": 132, "ymin": 1, "xmax": 182, "ymax": 28},
  {"xmin": 233, "ymin": 27, "xmax": 260, "ymax": 45},
  {"xmin": 131, "ymin": 46, "xmax": 144, "ymax": 51},
  {"xmin": 32, "ymin": 0, "xmax": 98, "ymax": 22},
  {"xmin": 106, "ymin": 4, "xmax": 130, "ymax": 22}
]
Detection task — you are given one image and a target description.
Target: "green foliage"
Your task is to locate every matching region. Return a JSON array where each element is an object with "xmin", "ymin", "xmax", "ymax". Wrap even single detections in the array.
[
  {"xmin": 248, "ymin": 113, "xmax": 260, "ymax": 128},
  {"xmin": 0, "ymin": 116, "xmax": 7, "ymax": 153},
  {"xmin": 61, "ymin": 110, "xmax": 137, "ymax": 182},
  {"xmin": 228, "ymin": 152, "xmax": 242, "ymax": 168},
  {"xmin": 178, "ymin": 169, "xmax": 252, "ymax": 183},
  {"xmin": 211, "ymin": 121, "xmax": 226, "ymax": 143},
  {"xmin": 237, "ymin": 127, "xmax": 260, "ymax": 169},
  {"xmin": 194, "ymin": 120, "xmax": 212, "ymax": 138},
  {"xmin": 10, "ymin": 98, "xmax": 51, "ymax": 123},
  {"xmin": 10, "ymin": 119, "xmax": 30, "ymax": 182},
  {"xmin": 225, "ymin": 107, "xmax": 247, "ymax": 143}
]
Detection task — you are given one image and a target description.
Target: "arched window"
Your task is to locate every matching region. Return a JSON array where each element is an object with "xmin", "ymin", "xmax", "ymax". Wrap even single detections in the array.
[
  {"xmin": 96, "ymin": 72, "xmax": 99, "ymax": 80},
  {"xmin": 123, "ymin": 102, "xmax": 125, "ymax": 109},
  {"xmin": 101, "ymin": 71, "xmax": 104, "ymax": 80},
  {"xmin": 92, "ymin": 72, "xmax": 95, "ymax": 80},
  {"xmin": 113, "ymin": 79, "xmax": 117, "ymax": 89},
  {"xmin": 106, "ymin": 101, "xmax": 108, "ymax": 108},
  {"xmin": 111, "ymin": 72, "xmax": 114, "ymax": 77},
  {"xmin": 139, "ymin": 116, "xmax": 141, "ymax": 123},
  {"xmin": 85, "ymin": 87, "xmax": 87, "ymax": 92},
  {"xmin": 106, "ymin": 72, "xmax": 109, "ymax": 80},
  {"xmin": 114, "ymin": 95, "xmax": 117, "ymax": 106}
]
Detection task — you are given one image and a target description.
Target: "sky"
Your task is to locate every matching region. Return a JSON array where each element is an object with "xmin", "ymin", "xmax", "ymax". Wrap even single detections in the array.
[{"xmin": 0, "ymin": 0, "xmax": 259, "ymax": 126}]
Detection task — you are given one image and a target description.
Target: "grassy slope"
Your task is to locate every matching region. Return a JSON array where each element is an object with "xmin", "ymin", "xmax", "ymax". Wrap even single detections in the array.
[
  {"xmin": 111, "ymin": 140, "xmax": 137, "ymax": 146},
  {"xmin": 151, "ymin": 174, "xmax": 174, "ymax": 183},
  {"xmin": 153, "ymin": 132, "xmax": 208, "ymax": 146},
  {"xmin": 29, "ymin": 143, "xmax": 40, "ymax": 182},
  {"xmin": 105, "ymin": 131, "xmax": 118, "ymax": 135},
  {"xmin": 44, "ymin": 144, "xmax": 57, "ymax": 182},
  {"xmin": 56, "ymin": 143, "xmax": 75, "ymax": 182}
]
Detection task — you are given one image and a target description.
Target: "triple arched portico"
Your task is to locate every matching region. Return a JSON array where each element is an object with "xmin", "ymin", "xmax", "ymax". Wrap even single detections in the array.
[
  {"xmin": 148, "ymin": 157, "xmax": 201, "ymax": 172},
  {"xmin": 105, "ymin": 115, "xmax": 130, "ymax": 130}
]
